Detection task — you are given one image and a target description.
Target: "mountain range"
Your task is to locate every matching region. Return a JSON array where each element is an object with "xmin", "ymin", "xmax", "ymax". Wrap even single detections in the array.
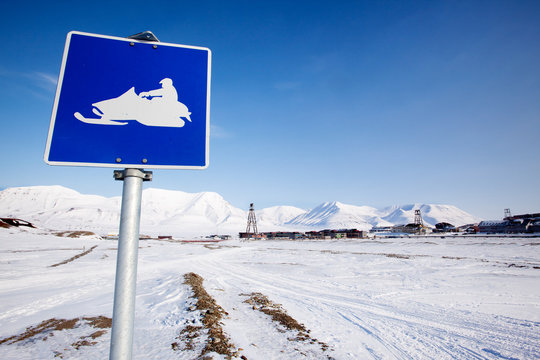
[{"xmin": 0, "ymin": 186, "xmax": 482, "ymax": 236}]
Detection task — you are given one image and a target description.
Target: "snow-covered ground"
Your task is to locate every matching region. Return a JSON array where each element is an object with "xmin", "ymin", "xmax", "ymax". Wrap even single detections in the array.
[{"xmin": 1, "ymin": 227, "xmax": 538, "ymax": 359}]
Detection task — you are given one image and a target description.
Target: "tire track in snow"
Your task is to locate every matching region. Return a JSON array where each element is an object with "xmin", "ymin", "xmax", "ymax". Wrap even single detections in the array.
[
  {"xmin": 193, "ymin": 255, "xmax": 540, "ymax": 359},
  {"xmin": 186, "ymin": 256, "xmax": 337, "ymax": 359}
]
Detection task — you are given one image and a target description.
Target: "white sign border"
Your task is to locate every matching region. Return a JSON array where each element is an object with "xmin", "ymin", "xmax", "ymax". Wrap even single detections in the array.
[{"xmin": 44, "ymin": 31, "xmax": 211, "ymax": 170}]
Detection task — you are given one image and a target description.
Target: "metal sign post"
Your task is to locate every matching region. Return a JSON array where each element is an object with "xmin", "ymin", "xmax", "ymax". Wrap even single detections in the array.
[
  {"xmin": 109, "ymin": 32, "xmax": 158, "ymax": 360},
  {"xmin": 110, "ymin": 169, "xmax": 152, "ymax": 360}
]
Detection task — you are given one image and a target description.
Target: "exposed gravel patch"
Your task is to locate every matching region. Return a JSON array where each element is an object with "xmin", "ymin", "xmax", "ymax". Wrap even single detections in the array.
[
  {"xmin": 176, "ymin": 272, "xmax": 243, "ymax": 359},
  {"xmin": 242, "ymin": 292, "xmax": 333, "ymax": 358}
]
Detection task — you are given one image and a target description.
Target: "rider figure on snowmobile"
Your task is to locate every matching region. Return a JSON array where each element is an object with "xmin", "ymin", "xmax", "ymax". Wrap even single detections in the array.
[{"xmin": 139, "ymin": 78, "xmax": 178, "ymax": 104}]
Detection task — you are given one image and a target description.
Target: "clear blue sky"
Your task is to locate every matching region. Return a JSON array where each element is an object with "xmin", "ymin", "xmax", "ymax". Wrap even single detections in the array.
[{"xmin": 1, "ymin": 0, "xmax": 539, "ymax": 220}]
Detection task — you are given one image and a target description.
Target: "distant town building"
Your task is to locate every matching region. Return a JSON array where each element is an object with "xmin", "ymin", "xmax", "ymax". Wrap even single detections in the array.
[
  {"xmin": 304, "ymin": 229, "xmax": 367, "ymax": 239},
  {"xmin": 477, "ymin": 211, "xmax": 540, "ymax": 233},
  {"xmin": 239, "ymin": 229, "xmax": 368, "ymax": 240},
  {"xmin": 391, "ymin": 223, "xmax": 432, "ymax": 234},
  {"xmin": 478, "ymin": 219, "xmax": 530, "ymax": 233},
  {"xmin": 239, "ymin": 232, "xmax": 263, "ymax": 239},
  {"xmin": 370, "ymin": 226, "xmax": 393, "ymax": 233}
]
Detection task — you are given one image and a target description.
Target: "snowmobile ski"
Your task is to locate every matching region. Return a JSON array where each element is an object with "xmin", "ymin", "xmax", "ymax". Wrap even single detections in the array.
[{"xmin": 74, "ymin": 112, "xmax": 128, "ymax": 125}]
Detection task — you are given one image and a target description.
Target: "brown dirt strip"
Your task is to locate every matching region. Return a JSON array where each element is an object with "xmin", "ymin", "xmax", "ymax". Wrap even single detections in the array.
[
  {"xmin": 174, "ymin": 272, "xmax": 244, "ymax": 359},
  {"xmin": 49, "ymin": 245, "xmax": 98, "ymax": 267},
  {"xmin": 0, "ymin": 316, "xmax": 111, "ymax": 358},
  {"xmin": 242, "ymin": 292, "xmax": 333, "ymax": 358}
]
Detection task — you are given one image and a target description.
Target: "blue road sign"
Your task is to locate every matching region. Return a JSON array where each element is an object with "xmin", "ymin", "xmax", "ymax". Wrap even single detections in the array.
[{"xmin": 44, "ymin": 31, "xmax": 211, "ymax": 169}]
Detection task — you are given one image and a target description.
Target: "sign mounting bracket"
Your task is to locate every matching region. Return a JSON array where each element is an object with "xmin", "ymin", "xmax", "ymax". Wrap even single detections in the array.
[{"xmin": 126, "ymin": 31, "xmax": 160, "ymax": 42}]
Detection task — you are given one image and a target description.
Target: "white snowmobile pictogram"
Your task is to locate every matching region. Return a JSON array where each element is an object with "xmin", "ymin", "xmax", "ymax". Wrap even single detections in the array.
[{"xmin": 74, "ymin": 78, "xmax": 192, "ymax": 128}]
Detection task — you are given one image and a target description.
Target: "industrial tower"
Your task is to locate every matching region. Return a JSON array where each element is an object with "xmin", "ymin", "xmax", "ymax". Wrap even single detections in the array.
[
  {"xmin": 414, "ymin": 209, "xmax": 424, "ymax": 226},
  {"xmin": 246, "ymin": 203, "xmax": 258, "ymax": 235}
]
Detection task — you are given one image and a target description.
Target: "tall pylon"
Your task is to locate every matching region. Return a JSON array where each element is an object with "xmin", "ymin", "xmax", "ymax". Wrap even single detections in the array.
[{"xmin": 246, "ymin": 203, "xmax": 258, "ymax": 235}]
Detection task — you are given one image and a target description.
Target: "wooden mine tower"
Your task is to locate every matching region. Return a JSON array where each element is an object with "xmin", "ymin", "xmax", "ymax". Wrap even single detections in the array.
[
  {"xmin": 246, "ymin": 203, "xmax": 258, "ymax": 235},
  {"xmin": 414, "ymin": 209, "xmax": 424, "ymax": 227}
]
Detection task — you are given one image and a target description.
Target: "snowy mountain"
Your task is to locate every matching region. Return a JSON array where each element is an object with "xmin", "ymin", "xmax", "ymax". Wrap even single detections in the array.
[
  {"xmin": 286, "ymin": 201, "xmax": 390, "ymax": 231},
  {"xmin": 257, "ymin": 206, "xmax": 306, "ymax": 226},
  {"xmin": 285, "ymin": 201, "xmax": 481, "ymax": 231},
  {"xmin": 379, "ymin": 204, "xmax": 482, "ymax": 227},
  {"xmin": 0, "ymin": 186, "xmax": 482, "ymax": 236},
  {"xmin": 0, "ymin": 186, "xmax": 246, "ymax": 236}
]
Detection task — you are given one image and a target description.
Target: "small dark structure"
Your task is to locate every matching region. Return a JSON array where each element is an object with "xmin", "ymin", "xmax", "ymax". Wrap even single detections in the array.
[
  {"xmin": 434, "ymin": 222, "xmax": 457, "ymax": 233},
  {"xmin": 457, "ymin": 224, "xmax": 479, "ymax": 234},
  {"xmin": 0, "ymin": 218, "xmax": 35, "ymax": 228},
  {"xmin": 527, "ymin": 220, "xmax": 540, "ymax": 233}
]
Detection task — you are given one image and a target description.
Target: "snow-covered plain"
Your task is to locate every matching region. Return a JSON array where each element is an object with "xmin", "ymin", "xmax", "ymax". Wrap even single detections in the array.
[{"xmin": 1, "ymin": 226, "xmax": 538, "ymax": 359}]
